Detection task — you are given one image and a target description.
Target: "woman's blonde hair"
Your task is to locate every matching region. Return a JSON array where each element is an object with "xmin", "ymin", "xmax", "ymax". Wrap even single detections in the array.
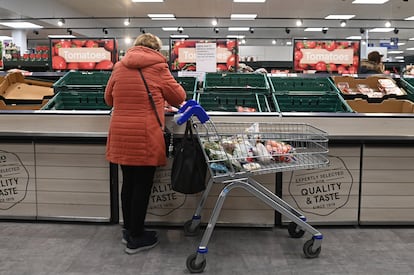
[{"xmin": 134, "ymin": 33, "xmax": 162, "ymax": 51}]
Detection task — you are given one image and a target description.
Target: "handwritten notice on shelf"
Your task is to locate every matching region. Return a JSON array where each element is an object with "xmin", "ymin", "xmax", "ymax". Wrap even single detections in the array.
[{"xmin": 196, "ymin": 43, "xmax": 216, "ymax": 72}]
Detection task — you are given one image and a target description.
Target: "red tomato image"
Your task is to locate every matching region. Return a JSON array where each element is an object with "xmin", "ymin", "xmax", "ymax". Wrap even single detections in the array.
[
  {"xmin": 95, "ymin": 60, "xmax": 114, "ymax": 70},
  {"xmin": 52, "ymin": 56, "xmax": 67, "ymax": 70},
  {"xmin": 226, "ymin": 54, "xmax": 239, "ymax": 70},
  {"xmin": 216, "ymin": 64, "xmax": 227, "ymax": 71},
  {"xmin": 54, "ymin": 40, "xmax": 72, "ymax": 56},
  {"xmin": 315, "ymin": 61, "xmax": 326, "ymax": 71},
  {"xmin": 172, "ymin": 59, "xmax": 186, "ymax": 70},
  {"xmin": 353, "ymin": 55, "xmax": 359, "ymax": 67},
  {"xmin": 295, "ymin": 41, "xmax": 304, "ymax": 50},
  {"xmin": 348, "ymin": 66, "xmax": 358, "ymax": 74},
  {"xmin": 85, "ymin": 40, "xmax": 98, "ymax": 48},
  {"xmin": 183, "ymin": 40, "xmax": 196, "ymax": 47},
  {"xmin": 294, "ymin": 50, "xmax": 303, "ymax": 61},
  {"xmin": 72, "ymin": 40, "xmax": 86, "ymax": 47},
  {"xmin": 78, "ymin": 62, "xmax": 96, "ymax": 70},
  {"xmin": 226, "ymin": 40, "xmax": 237, "ymax": 51},
  {"xmin": 324, "ymin": 41, "xmax": 336, "ymax": 51},
  {"xmin": 327, "ymin": 63, "xmax": 337, "ymax": 72},
  {"xmin": 304, "ymin": 41, "xmax": 316, "ymax": 49},
  {"xmin": 172, "ymin": 41, "xmax": 185, "ymax": 56},
  {"xmin": 103, "ymin": 40, "xmax": 114, "ymax": 51},
  {"xmin": 66, "ymin": 62, "xmax": 79, "ymax": 70},
  {"xmin": 339, "ymin": 41, "xmax": 350, "ymax": 48},
  {"xmin": 337, "ymin": 65, "xmax": 347, "ymax": 74},
  {"xmin": 185, "ymin": 65, "xmax": 196, "ymax": 71}
]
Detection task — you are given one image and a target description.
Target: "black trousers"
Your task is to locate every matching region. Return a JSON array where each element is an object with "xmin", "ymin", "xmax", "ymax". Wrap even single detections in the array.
[{"xmin": 120, "ymin": 165, "xmax": 156, "ymax": 238}]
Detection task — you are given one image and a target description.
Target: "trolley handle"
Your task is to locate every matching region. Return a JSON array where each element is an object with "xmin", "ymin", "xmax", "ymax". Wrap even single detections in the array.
[{"xmin": 174, "ymin": 99, "xmax": 210, "ymax": 125}]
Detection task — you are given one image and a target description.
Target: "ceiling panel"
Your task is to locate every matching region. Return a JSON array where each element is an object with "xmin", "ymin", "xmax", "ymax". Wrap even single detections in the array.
[{"xmin": 0, "ymin": 0, "xmax": 413, "ymax": 59}]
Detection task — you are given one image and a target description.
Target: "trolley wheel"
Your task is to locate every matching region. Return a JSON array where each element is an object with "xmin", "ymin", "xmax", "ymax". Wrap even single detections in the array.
[
  {"xmin": 184, "ymin": 220, "xmax": 200, "ymax": 237},
  {"xmin": 186, "ymin": 253, "xmax": 206, "ymax": 273},
  {"xmin": 303, "ymin": 239, "xmax": 321, "ymax": 258},
  {"xmin": 288, "ymin": 222, "xmax": 305, "ymax": 238}
]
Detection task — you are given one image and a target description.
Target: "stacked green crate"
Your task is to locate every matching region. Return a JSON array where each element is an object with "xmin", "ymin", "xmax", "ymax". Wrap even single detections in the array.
[
  {"xmin": 174, "ymin": 76, "xmax": 198, "ymax": 100},
  {"xmin": 41, "ymin": 90, "xmax": 111, "ymax": 110},
  {"xmin": 399, "ymin": 77, "xmax": 414, "ymax": 102},
  {"xmin": 43, "ymin": 71, "xmax": 112, "ymax": 110},
  {"xmin": 269, "ymin": 77, "xmax": 353, "ymax": 112},
  {"xmin": 195, "ymin": 73, "xmax": 278, "ymax": 112}
]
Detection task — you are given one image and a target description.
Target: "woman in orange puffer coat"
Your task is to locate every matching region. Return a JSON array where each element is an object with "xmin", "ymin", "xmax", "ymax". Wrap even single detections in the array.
[{"xmin": 105, "ymin": 33, "xmax": 186, "ymax": 254}]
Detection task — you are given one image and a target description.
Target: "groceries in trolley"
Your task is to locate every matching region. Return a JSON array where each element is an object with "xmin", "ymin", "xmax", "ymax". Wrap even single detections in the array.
[{"xmin": 201, "ymin": 122, "xmax": 297, "ymax": 174}]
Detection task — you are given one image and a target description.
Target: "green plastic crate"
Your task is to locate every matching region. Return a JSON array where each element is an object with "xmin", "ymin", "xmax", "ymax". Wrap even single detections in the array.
[
  {"xmin": 269, "ymin": 77, "xmax": 338, "ymax": 93},
  {"xmin": 274, "ymin": 94, "xmax": 353, "ymax": 112},
  {"xmin": 41, "ymin": 91, "xmax": 111, "ymax": 110},
  {"xmin": 203, "ymin": 73, "xmax": 270, "ymax": 93},
  {"xmin": 399, "ymin": 78, "xmax": 414, "ymax": 102},
  {"xmin": 175, "ymin": 76, "xmax": 197, "ymax": 100},
  {"xmin": 53, "ymin": 71, "xmax": 112, "ymax": 93},
  {"xmin": 194, "ymin": 91, "xmax": 277, "ymax": 112}
]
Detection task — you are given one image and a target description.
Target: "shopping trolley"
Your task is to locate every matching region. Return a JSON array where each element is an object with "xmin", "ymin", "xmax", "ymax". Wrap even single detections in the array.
[{"xmin": 174, "ymin": 100, "xmax": 329, "ymax": 273}]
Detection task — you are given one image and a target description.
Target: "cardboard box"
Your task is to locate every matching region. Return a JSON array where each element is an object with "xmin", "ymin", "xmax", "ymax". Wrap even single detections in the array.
[
  {"xmin": 346, "ymin": 99, "xmax": 414, "ymax": 113},
  {"xmin": 0, "ymin": 72, "xmax": 54, "ymax": 108}
]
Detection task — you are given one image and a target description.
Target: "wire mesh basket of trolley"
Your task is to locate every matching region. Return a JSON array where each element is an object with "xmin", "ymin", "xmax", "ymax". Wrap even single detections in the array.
[{"xmin": 174, "ymin": 100, "xmax": 330, "ymax": 273}]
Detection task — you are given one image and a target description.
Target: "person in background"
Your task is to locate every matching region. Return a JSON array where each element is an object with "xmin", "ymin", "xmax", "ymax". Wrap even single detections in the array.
[
  {"xmin": 105, "ymin": 33, "xmax": 186, "ymax": 254},
  {"xmin": 360, "ymin": 51, "xmax": 385, "ymax": 74}
]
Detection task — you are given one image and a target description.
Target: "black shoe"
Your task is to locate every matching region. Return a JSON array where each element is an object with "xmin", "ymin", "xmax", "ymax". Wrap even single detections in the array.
[
  {"xmin": 122, "ymin": 229, "xmax": 158, "ymax": 244},
  {"xmin": 125, "ymin": 232, "xmax": 159, "ymax": 254}
]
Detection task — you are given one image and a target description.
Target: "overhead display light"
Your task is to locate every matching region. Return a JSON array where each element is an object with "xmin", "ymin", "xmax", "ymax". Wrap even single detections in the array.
[
  {"xmin": 369, "ymin": 28, "xmax": 394, "ymax": 32},
  {"xmin": 230, "ymin": 14, "xmax": 257, "ymax": 20},
  {"xmin": 233, "ymin": 0, "xmax": 266, "ymax": 2},
  {"xmin": 352, "ymin": 0, "xmax": 389, "ymax": 4},
  {"xmin": 0, "ymin": 22, "xmax": 43, "ymax": 29},
  {"xmin": 148, "ymin": 14, "xmax": 176, "ymax": 20},
  {"xmin": 228, "ymin": 27, "xmax": 250, "ymax": 31},
  {"xmin": 325, "ymin": 15, "xmax": 355, "ymax": 19},
  {"xmin": 132, "ymin": 0, "xmax": 164, "ymax": 2}
]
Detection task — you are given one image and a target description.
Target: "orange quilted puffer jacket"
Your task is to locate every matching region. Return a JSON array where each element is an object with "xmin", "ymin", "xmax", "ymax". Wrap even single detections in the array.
[{"xmin": 105, "ymin": 46, "xmax": 186, "ymax": 166}]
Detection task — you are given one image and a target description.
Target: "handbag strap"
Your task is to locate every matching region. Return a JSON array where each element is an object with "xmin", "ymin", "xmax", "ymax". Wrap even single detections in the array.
[{"xmin": 138, "ymin": 69, "xmax": 163, "ymax": 129}]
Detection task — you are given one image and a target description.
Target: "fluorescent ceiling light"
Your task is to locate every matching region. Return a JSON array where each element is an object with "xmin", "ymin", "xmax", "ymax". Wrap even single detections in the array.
[
  {"xmin": 132, "ymin": 0, "xmax": 163, "ymax": 2},
  {"xmin": 388, "ymin": 50, "xmax": 404, "ymax": 54},
  {"xmin": 398, "ymin": 42, "xmax": 406, "ymax": 46},
  {"xmin": 170, "ymin": 34, "xmax": 189, "ymax": 38},
  {"xmin": 226, "ymin": 35, "xmax": 245, "ymax": 39},
  {"xmin": 352, "ymin": 0, "xmax": 389, "ymax": 4},
  {"xmin": 369, "ymin": 28, "xmax": 394, "ymax": 32},
  {"xmin": 406, "ymin": 47, "xmax": 414, "ymax": 50},
  {"xmin": 409, "ymin": 38, "xmax": 414, "ymax": 41},
  {"xmin": 233, "ymin": 0, "xmax": 266, "ymax": 2},
  {"xmin": 48, "ymin": 34, "xmax": 76, "ymax": 38},
  {"xmin": 0, "ymin": 22, "xmax": 43, "ymax": 29},
  {"xmin": 228, "ymin": 27, "xmax": 250, "ymax": 31},
  {"xmin": 286, "ymin": 41, "xmax": 292, "ymax": 45},
  {"xmin": 346, "ymin": 36, "xmax": 362, "ymax": 39},
  {"xmin": 304, "ymin": 27, "xmax": 325, "ymax": 32},
  {"xmin": 162, "ymin": 27, "xmax": 179, "ymax": 31},
  {"xmin": 404, "ymin": 16, "xmax": 414, "ymax": 20},
  {"xmin": 325, "ymin": 15, "xmax": 355, "ymax": 19},
  {"xmin": 395, "ymin": 56, "xmax": 404, "ymax": 60},
  {"xmin": 230, "ymin": 14, "xmax": 257, "ymax": 20},
  {"xmin": 148, "ymin": 14, "xmax": 175, "ymax": 20}
]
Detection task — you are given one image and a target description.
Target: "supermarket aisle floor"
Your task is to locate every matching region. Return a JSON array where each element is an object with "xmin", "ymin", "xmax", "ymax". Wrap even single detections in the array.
[{"xmin": 1, "ymin": 222, "xmax": 414, "ymax": 275}]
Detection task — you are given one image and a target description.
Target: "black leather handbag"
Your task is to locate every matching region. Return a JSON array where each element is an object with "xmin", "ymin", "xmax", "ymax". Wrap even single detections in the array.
[{"xmin": 171, "ymin": 121, "xmax": 207, "ymax": 194}]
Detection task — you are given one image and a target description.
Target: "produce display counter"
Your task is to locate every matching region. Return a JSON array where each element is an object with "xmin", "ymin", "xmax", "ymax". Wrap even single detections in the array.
[{"xmin": 0, "ymin": 110, "xmax": 413, "ymax": 227}]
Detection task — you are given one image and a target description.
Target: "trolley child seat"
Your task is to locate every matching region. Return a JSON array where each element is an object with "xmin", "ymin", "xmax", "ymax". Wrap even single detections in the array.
[{"xmin": 174, "ymin": 100, "xmax": 330, "ymax": 273}]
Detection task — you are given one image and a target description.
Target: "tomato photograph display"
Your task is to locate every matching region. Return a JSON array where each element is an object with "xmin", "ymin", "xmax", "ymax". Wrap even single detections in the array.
[
  {"xmin": 50, "ymin": 38, "xmax": 117, "ymax": 71},
  {"xmin": 169, "ymin": 38, "xmax": 238, "ymax": 72},
  {"xmin": 293, "ymin": 39, "xmax": 361, "ymax": 74}
]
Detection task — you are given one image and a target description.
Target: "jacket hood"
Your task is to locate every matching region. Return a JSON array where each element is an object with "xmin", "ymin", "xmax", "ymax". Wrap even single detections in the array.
[{"xmin": 121, "ymin": 46, "xmax": 166, "ymax": 69}]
